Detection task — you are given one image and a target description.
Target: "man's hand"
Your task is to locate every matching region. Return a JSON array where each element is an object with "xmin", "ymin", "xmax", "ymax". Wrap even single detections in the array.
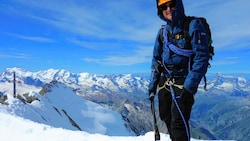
[
  {"xmin": 180, "ymin": 88, "xmax": 194, "ymax": 103},
  {"xmin": 149, "ymin": 92, "xmax": 155, "ymax": 101}
]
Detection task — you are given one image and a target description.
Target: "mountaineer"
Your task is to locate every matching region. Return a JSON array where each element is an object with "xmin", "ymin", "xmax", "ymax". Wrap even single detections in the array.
[{"xmin": 148, "ymin": 0, "xmax": 210, "ymax": 140}]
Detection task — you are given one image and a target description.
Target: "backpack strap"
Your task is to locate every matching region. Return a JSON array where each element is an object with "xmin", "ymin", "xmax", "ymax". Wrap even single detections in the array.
[
  {"xmin": 183, "ymin": 16, "xmax": 194, "ymax": 42},
  {"xmin": 159, "ymin": 24, "xmax": 165, "ymax": 43}
]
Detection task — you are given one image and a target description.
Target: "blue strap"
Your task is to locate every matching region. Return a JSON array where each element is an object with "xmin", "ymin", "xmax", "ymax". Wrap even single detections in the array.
[
  {"xmin": 162, "ymin": 24, "xmax": 194, "ymax": 73},
  {"xmin": 163, "ymin": 25, "xmax": 194, "ymax": 57},
  {"xmin": 169, "ymin": 84, "xmax": 190, "ymax": 141},
  {"xmin": 167, "ymin": 43, "xmax": 194, "ymax": 57}
]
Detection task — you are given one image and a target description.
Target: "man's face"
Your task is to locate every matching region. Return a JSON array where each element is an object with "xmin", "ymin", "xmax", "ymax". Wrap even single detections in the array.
[{"xmin": 160, "ymin": 2, "xmax": 176, "ymax": 21}]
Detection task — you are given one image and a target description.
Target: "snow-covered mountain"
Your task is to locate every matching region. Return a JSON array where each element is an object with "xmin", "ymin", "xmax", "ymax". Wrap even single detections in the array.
[
  {"xmin": 0, "ymin": 68, "xmax": 237, "ymax": 141},
  {"xmin": 203, "ymin": 73, "xmax": 250, "ymax": 96},
  {"xmin": 1, "ymin": 67, "xmax": 249, "ymax": 141},
  {"xmin": 1, "ymin": 68, "xmax": 250, "ymax": 98},
  {"xmin": 0, "ymin": 67, "xmax": 149, "ymax": 100},
  {"xmin": 0, "ymin": 67, "xmax": 152, "ymax": 136},
  {"xmin": 0, "ymin": 80, "xmax": 133, "ymax": 136}
]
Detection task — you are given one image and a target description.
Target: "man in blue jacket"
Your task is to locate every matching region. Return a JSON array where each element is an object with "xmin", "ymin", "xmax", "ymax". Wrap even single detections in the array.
[{"xmin": 148, "ymin": 0, "xmax": 210, "ymax": 140}]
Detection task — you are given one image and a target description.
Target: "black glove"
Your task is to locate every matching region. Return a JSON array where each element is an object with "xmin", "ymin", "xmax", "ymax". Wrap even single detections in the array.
[
  {"xmin": 149, "ymin": 92, "xmax": 155, "ymax": 101},
  {"xmin": 154, "ymin": 61, "xmax": 164, "ymax": 73},
  {"xmin": 180, "ymin": 88, "xmax": 194, "ymax": 103}
]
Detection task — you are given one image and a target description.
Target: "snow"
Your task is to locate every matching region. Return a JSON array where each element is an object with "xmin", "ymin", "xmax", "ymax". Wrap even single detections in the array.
[
  {"xmin": 217, "ymin": 82, "xmax": 233, "ymax": 90},
  {"xmin": 1, "ymin": 68, "xmax": 150, "ymax": 95},
  {"xmin": 0, "ymin": 111, "xmax": 236, "ymax": 141},
  {"xmin": 0, "ymin": 81, "xmax": 41, "ymax": 95},
  {"xmin": 0, "ymin": 87, "xmax": 236, "ymax": 141},
  {"xmin": 0, "ymin": 82, "xmax": 132, "ymax": 136}
]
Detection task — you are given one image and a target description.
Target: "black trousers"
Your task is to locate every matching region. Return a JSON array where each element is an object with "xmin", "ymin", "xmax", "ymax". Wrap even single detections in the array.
[{"xmin": 158, "ymin": 76, "xmax": 194, "ymax": 141}]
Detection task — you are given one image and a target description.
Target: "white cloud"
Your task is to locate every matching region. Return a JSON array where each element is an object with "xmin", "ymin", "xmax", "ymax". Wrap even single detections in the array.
[
  {"xmin": 0, "ymin": 53, "xmax": 30, "ymax": 59},
  {"xmin": 83, "ymin": 45, "xmax": 152, "ymax": 66},
  {"xmin": 12, "ymin": 0, "xmax": 160, "ymax": 43},
  {"xmin": 8, "ymin": 33, "xmax": 54, "ymax": 42}
]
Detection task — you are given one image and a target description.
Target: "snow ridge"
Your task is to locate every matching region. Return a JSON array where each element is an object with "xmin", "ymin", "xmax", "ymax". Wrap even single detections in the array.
[{"xmin": 0, "ymin": 80, "xmax": 133, "ymax": 136}]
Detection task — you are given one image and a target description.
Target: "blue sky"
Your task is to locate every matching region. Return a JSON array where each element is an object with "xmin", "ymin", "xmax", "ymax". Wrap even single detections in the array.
[{"xmin": 0, "ymin": 0, "xmax": 249, "ymax": 74}]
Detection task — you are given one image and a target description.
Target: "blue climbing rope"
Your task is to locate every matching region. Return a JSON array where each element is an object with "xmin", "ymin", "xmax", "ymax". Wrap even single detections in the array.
[
  {"xmin": 169, "ymin": 80, "xmax": 190, "ymax": 141},
  {"xmin": 162, "ymin": 25, "xmax": 194, "ymax": 57},
  {"xmin": 162, "ymin": 25, "xmax": 194, "ymax": 72}
]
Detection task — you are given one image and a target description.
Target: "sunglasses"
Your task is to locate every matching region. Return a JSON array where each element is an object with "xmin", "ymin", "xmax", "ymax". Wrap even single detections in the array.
[{"xmin": 160, "ymin": 2, "xmax": 176, "ymax": 11}]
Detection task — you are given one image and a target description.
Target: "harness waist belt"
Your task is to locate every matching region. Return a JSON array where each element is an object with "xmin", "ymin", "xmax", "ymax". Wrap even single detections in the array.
[{"xmin": 165, "ymin": 64, "xmax": 188, "ymax": 70}]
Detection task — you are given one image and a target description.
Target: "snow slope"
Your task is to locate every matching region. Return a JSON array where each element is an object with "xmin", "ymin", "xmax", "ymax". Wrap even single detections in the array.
[
  {"xmin": 0, "ymin": 81, "xmax": 132, "ymax": 136},
  {"xmin": 0, "ymin": 112, "xmax": 235, "ymax": 141}
]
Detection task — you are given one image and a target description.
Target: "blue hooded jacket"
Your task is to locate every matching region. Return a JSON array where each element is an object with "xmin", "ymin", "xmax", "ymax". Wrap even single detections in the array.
[{"xmin": 149, "ymin": 0, "xmax": 209, "ymax": 94}]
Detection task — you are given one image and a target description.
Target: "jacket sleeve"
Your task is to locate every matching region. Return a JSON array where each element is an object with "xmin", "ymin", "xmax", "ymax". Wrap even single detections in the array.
[
  {"xmin": 148, "ymin": 29, "xmax": 164, "ymax": 94},
  {"xmin": 184, "ymin": 19, "xmax": 210, "ymax": 94}
]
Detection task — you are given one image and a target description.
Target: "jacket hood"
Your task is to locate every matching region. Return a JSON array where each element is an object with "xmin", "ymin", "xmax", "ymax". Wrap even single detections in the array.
[{"xmin": 157, "ymin": 0, "xmax": 186, "ymax": 28}]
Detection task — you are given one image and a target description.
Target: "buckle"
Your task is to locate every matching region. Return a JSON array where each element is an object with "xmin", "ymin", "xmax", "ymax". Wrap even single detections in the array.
[{"xmin": 166, "ymin": 64, "xmax": 175, "ymax": 70}]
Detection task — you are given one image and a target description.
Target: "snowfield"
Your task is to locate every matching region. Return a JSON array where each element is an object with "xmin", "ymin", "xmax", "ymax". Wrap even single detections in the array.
[{"xmin": 0, "ymin": 112, "xmax": 235, "ymax": 141}]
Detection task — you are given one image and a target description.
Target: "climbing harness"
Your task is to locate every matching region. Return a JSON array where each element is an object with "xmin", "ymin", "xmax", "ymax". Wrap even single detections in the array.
[{"xmin": 158, "ymin": 78, "xmax": 183, "ymax": 92}]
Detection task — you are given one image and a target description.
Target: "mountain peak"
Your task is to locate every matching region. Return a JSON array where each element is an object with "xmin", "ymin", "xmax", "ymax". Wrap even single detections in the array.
[
  {"xmin": 5, "ymin": 67, "xmax": 26, "ymax": 72},
  {"xmin": 39, "ymin": 80, "xmax": 60, "ymax": 95}
]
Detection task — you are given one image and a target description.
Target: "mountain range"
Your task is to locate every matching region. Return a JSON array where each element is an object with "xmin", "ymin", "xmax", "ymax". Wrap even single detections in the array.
[{"xmin": 0, "ymin": 67, "xmax": 249, "ymax": 141}]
